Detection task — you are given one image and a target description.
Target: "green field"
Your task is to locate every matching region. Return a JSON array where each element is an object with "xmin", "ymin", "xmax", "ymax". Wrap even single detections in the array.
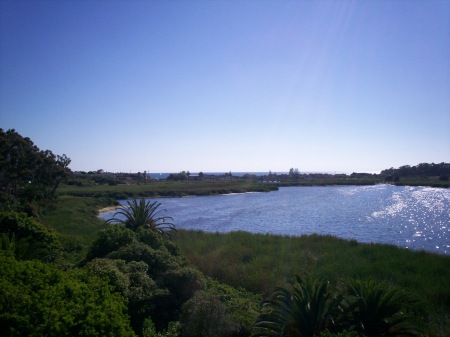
[{"xmin": 58, "ymin": 180, "xmax": 279, "ymax": 198}]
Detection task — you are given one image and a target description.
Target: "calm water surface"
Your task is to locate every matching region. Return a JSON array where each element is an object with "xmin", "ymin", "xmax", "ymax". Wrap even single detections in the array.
[{"xmin": 100, "ymin": 185, "xmax": 450, "ymax": 255}]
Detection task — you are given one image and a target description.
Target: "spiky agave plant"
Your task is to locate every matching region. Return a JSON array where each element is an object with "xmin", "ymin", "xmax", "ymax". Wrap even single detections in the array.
[
  {"xmin": 252, "ymin": 275, "xmax": 344, "ymax": 337},
  {"xmin": 106, "ymin": 198, "xmax": 176, "ymax": 238},
  {"xmin": 344, "ymin": 280, "xmax": 419, "ymax": 337},
  {"xmin": 0, "ymin": 232, "xmax": 50, "ymax": 260}
]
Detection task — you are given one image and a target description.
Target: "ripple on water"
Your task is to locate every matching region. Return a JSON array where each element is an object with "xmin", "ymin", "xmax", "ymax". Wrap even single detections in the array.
[{"xmin": 100, "ymin": 185, "xmax": 450, "ymax": 255}]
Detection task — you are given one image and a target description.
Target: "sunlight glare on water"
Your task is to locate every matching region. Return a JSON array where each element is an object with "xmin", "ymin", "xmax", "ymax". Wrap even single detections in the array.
[{"xmin": 100, "ymin": 185, "xmax": 450, "ymax": 255}]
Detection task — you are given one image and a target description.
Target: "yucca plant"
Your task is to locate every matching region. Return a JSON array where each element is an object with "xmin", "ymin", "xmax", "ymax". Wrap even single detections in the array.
[
  {"xmin": 106, "ymin": 198, "xmax": 176, "ymax": 238},
  {"xmin": 344, "ymin": 280, "xmax": 419, "ymax": 337},
  {"xmin": 252, "ymin": 275, "xmax": 343, "ymax": 337},
  {"xmin": 0, "ymin": 232, "xmax": 50, "ymax": 260}
]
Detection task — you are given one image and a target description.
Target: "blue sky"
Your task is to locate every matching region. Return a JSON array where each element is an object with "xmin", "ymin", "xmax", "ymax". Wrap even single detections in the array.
[{"xmin": 1, "ymin": 0, "xmax": 449, "ymax": 173}]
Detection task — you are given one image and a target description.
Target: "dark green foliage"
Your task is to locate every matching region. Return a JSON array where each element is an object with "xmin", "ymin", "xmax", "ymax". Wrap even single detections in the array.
[
  {"xmin": 167, "ymin": 171, "xmax": 189, "ymax": 181},
  {"xmin": 0, "ymin": 254, "xmax": 134, "ymax": 337},
  {"xmin": 175, "ymin": 230, "xmax": 450, "ymax": 336},
  {"xmin": 85, "ymin": 226, "xmax": 203, "ymax": 333},
  {"xmin": 86, "ymin": 258, "xmax": 163, "ymax": 332},
  {"xmin": 380, "ymin": 163, "xmax": 450, "ymax": 178},
  {"xmin": 0, "ymin": 232, "xmax": 50, "ymax": 261},
  {"xmin": 0, "ymin": 211, "xmax": 60, "ymax": 261},
  {"xmin": 181, "ymin": 290, "xmax": 239, "ymax": 337},
  {"xmin": 252, "ymin": 276, "xmax": 420, "ymax": 337},
  {"xmin": 0, "ymin": 128, "xmax": 71, "ymax": 215},
  {"xmin": 317, "ymin": 330, "xmax": 361, "ymax": 337},
  {"xmin": 142, "ymin": 318, "xmax": 182, "ymax": 337},
  {"xmin": 106, "ymin": 199, "xmax": 176, "ymax": 238},
  {"xmin": 252, "ymin": 276, "xmax": 343, "ymax": 337},
  {"xmin": 201, "ymin": 277, "xmax": 262, "ymax": 336},
  {"xmin": 344, "ymin": 280, "xmax": 419, "ymax": 337},
  {"xmin": 86, "ymin": 224, "xmax": 135, "ymax": 260}
]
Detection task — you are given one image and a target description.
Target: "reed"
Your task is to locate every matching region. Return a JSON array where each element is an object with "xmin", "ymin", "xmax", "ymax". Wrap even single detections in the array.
[{"xmin": 175, "ymin": 230, "xmax": 450, "ymax": 336}]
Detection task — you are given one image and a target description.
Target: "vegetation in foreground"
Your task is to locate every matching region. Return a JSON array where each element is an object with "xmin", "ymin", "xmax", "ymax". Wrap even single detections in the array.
[
  {"xmin": 1, "ymin": 128, "xmax": 449, "ymax": 336},
  {"xmin": 175, "ymin": 230, "xmax": 450, "ymax": 336}
]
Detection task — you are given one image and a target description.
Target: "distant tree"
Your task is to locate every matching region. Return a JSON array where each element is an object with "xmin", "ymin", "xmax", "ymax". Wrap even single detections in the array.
[
  {"xmin": 380, "ymin": 162, "xmax": 450, "ymax": 178},
  {"xmin": 289, "ymin": 168, "xmax": 300, "ymax": 177},
  {"xmin": 166, "ymin": 171, "xmax": 188, "ymax": 181}
]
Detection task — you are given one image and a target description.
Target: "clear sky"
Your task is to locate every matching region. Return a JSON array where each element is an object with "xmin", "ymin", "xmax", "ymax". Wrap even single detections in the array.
[{"xmin": 1, "ymin": 0, "xmax": 449, "ymax": 174}]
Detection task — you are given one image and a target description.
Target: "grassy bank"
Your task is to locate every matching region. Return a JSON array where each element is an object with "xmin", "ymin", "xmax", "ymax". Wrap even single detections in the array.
[
  {"xmin": 58, "ymin": 178, "xmax": 449, "ymax": 202},
  {"xmin": 41, "ymin": 196, "xmax": 113, "ymax": 264},
  {"xmin": 175, "ymin": 230, "xmax": 450, "ymax": 336},
  {"xmin": 58, "ymin": 180, "xmax": 278, "ymax": 198}
]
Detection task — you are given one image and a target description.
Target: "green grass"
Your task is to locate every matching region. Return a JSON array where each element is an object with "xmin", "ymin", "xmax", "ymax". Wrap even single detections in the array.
[
  {"xmin": 58, "ymin": 180, "xmax": 278, "ymax": 198},
  {"xmin": 174, "ymin": 230, "xmax": 450, "ymax": 336},
  {"xmin": 40, "ymin": 196, "xmax": 113, "ymax": 264}
]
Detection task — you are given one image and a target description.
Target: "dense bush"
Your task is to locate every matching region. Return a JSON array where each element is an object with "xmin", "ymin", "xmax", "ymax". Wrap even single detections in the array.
[
  {"xmin": 85, "ymin": 225, "xmax": 203, "ymax": 334},
  {"xmin": 86, "ymin": 224, "xmax": 135, "ymax": 260},
  {"xmin": 0, "ymin": 211, "xmax": 60, "ymax": 261},
  {"xmin": 0, "ymin": 254, "xmax": 134, "ymax": 337},
  {"xmin": 181, "ymin": 290, "xmax": 239, "ymax": 337}
]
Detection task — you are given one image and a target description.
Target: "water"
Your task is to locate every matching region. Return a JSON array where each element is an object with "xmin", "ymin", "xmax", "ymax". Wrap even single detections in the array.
[{"xmin": 99, "ymin": 185, "xmax": 450, "ymax": 255}]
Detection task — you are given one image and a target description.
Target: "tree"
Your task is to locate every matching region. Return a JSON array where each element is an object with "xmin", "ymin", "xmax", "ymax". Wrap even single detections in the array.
[
  {"xmin": 289, "ymin": 168, "xmax": 300, "ymax": 177},
  {"xmin": 166, "ymin": 172, "xmax": 188, "ymax": 181},
  {"xmin": 0, "ymin": 129, "xmax": 71, "ymax": 214},
  {"xmin": 252, "ymin": 275, "xmax": 343, "ymax": 337},
  {"xmin": 106, "ymin": 199, "xmax": 176, "ymax": 238}
]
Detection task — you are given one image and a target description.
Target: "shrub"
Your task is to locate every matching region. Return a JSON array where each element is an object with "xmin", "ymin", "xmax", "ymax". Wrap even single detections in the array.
[
  {"xmin": 181, "ymin": 290, "xmax": 239, "ymax": 337},
  {"xmin": 0, "ymin": 254, "xmax": 134, "ymax": 337},
  {"xmin": 86, "ymin": 224, "xmax": 135, "ymax": 260},
  {"xmin": 0, "ymin": 211, "xmax": 60, "ymax": 261}
]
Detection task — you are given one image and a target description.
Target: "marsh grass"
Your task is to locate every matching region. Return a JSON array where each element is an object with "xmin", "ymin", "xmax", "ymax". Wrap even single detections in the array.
[
  {"xmin": 40, "ymin": 196, "xmax": 112, "ymax": 264},
  {"xmin": 58, "ymin": 180, "xmax": 278, "ymax": 198},
  {"xmin": 175, "ymin": 230, "xmax": 450, "ymax": 336}
]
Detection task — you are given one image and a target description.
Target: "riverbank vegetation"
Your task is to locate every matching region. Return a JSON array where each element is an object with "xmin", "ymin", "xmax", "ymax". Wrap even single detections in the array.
[
  {"xmin": 174, "ymin": 230, "xmax": 449, "ymax": 336},
  {"xmin": 1, "ymin": 128, "xmax": 449, "ymax": 336}
]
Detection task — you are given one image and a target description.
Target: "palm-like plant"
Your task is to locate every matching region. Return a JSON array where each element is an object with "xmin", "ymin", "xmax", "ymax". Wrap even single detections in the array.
[
  {"xmin": 344, "ymin": 280, "xmax": 419, "ymax": 337},
  {"xmin": 0, "ymin": 232, "xmax": 50, "ymax": 260},
  {"xmin": 106, "ymin": 198, "xmax": 176, "ymax": 238},
  {"xmin": 252, "ymin": 275, "xmax": 343, "ymax": 337}
]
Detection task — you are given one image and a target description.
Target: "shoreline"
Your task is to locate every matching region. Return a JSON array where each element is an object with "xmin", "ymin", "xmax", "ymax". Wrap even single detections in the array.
[{"xmin": 97, "ymin": 205, "xmax": 120, "ymax": 214}]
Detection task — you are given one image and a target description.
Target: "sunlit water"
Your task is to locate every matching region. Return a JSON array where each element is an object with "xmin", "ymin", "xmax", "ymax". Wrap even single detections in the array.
[{"xmin": 99, "ymin": 185, "xmax": 450, "ymax": 255}]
